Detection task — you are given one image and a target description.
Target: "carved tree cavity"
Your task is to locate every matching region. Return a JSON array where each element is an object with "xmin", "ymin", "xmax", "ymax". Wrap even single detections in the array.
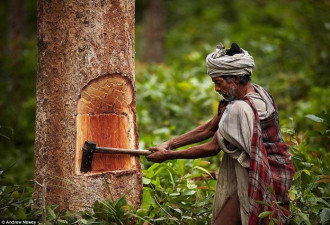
[{"xmin": 76, "ymin": 74, "xmax": 137, "ymax": 173}]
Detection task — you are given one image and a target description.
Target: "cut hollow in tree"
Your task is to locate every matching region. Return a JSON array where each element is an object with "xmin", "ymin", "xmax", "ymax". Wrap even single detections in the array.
[{"xmin": 76, "ymin": 74, "xmax": 138, "ymax": 174}]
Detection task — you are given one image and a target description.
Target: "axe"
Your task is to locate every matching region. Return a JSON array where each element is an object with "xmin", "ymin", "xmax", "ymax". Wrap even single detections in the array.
[{"xmin": 80, "ymin": 141, "xmax": 151, "ymax": 173}]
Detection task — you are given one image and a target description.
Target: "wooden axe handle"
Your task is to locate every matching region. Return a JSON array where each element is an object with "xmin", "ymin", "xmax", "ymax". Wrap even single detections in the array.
[
  {"xmin": 95, "ymin": 146, "xmax": 152, "ymax": 156},
  {"xmin": 80, "ymin": 141, "xmax": 152, "ymax": 173}
]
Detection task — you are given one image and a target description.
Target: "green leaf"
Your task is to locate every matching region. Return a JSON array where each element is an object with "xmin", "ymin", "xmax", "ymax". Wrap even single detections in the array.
[
  {"xmin": 187, "ymin": 179, "xmax": 197, "ymax": 189},
  {"xmin": 93, "ymin": 200, "xmax": 102, "ymax": 213},
  {"xmin": 289, "ymin": 189, "xmax": 297, "ymax": 201},
  {"xmin": 255, "ymin": 200, "xmax": 270, "ymax": 207},
  {"xmin": 144, "ymin": 163, "xmax": 160, "ymax": 178},
  {"xmin": 182, "ymin": 215, "xmax": 193, "ymax": 220},
  {"xmin": 258, "ymin": 211, "xmax": 272, "ymax": 218},
  {"xmin": 169, "ymin": 192, "xmax": 180, "ymax": 196},
  {"xmin": 305, "ymin": 114, "xmax": 324, "ymax": 123},
  {"xmin": 11, "ymin": 190, "xmax": 19, "ymax": 198},
  {"xmin": 115, "ymin": 196, "xmax": 127, "ymax": 209},
  {"xmin": 57, "ymin": 219, "xmax": 68, "ymax": 224},
  {"xmin": 136, "ymin": 208, "xmax": 148, "ymax": 218},
  {"xmin": 271, "ymin": 218, "xmax": 278, "ymax": 224},
  {"xmin": 274, "ymin": 202, "xmax": 287, "ymax": 212},
  {"xmin": 16, "ymin": 207, "xmax": 27, "ymax": 219},
  {"xmin": 317, "ymin": 198, "xmax": 330, "ymax": 208},
  {"xmin": 193, "ymin": 165, "xmax": 212, "ymax": 177},
  {"xmin": 154, "ymin": 166, "xmax": 165, "ymax": 176},
  {"xmin": 197, "ymin": 160, "xmax": 211, "ymax": 167},
  {"xmin": 176, "ymin": 159, "xmax": 185, "ymax": 176},
  {"xmin": 183, "ymin": 190, "xmax": 196, "ymax": 196},
  {"xmin": 298, "ymin": 212, "xmax": 312, "ymax": 225},
  {"xmin": 141, "ymin": 188, "xmax": 152, "ymax": 210},
  {"xmin": 293, "ymin": 172, "xmax": 301, "ymax": 179},
  {"xmin": 169, "ymin": 205, "xmax": 182, "ymax": 214},
  {"xmin": 302, "ymin": 169, "xmax": 311, "ymax": 175},
  {"xmin": 320, "ymin": 208, "xmax": 330, "ymax": 225},
  {"xmin": 153, "ymin": 217, "xmax": 167, "ymax": 221},
  {"xmin": 193, "ymin": 158, "xmax": 201, "ymax": 167},
  {"xmin": 152, "ymin": 176, "xmax": 162, "ymax": 189},
  {"xmin": 167, "ymin": 169, "xmax": 176, "ymax": 189},
  {"xmin": 47, "ymin": 205, "xmax": 57, "ymax": 220},
  {"xmin": 79, "ymin": 219, "xmax": 88, "ymax": 224},
  {"xmin": 143, "ymin": 177, "xmax": 151, "ymax": 185},
  {"xmin": 267, "ymin": 185, "xmax": 275, "ymax": 196}
]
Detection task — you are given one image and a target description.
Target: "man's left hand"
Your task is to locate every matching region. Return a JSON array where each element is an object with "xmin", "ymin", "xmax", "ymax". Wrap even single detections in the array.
[{"xmin": 146, "ymin": 147, "xmax": 171, "ymax": 163}]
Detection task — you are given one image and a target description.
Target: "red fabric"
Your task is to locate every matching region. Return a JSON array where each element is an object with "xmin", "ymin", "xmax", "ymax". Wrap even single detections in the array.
[{"xmin": 243, "ymin": 96, "xmax": 295, "ymax": 225}]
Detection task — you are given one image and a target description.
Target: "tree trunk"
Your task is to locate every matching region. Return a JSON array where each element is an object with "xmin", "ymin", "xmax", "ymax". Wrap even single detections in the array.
[
  {"xmin": 142, "ymin": 0, "xmax": 166, "ymax": 63},
  {"xmin": 8, "ymin": 0, "xmax": 25, "ymax": 58},
  {"xmin": 35, "ymin": 0, "xmax": 142, "ymax": 211}
]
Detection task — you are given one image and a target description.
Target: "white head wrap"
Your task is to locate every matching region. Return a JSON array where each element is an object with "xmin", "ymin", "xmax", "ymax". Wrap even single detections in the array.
[{"xmin": 206, "ymin": 43, "xmax": 255, "ymax": 78}]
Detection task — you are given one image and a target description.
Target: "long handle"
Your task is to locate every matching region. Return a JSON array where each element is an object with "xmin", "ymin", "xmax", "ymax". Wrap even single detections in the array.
[{"xmin": 95, "ymin": 146, "xmax": 151, "ymax": 156}]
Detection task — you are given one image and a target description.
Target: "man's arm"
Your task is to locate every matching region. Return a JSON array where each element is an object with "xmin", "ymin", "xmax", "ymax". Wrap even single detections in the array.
[
  {"xmin": 146, "ymin": 134, "xmax": 221, "ymax": 163},
  {"xmin": 159, "ymin": 113, "xmax": 221, "ymax": 150}
]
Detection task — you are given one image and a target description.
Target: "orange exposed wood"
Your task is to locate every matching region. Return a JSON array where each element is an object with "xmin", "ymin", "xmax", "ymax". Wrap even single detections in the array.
[{"xmin": 77, "ymin": 114, "xmax": 132, "ymax": 172}]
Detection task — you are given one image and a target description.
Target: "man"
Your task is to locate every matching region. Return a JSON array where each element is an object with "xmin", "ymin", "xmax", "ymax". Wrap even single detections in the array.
[{"xmin": 146, "ymin": 43, "xmax": 294, "ymax": 225}]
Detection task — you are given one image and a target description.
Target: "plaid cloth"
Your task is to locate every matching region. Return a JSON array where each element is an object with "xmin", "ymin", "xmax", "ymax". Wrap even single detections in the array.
[{"xmin": 243, "ymin": 95, "xmax": 295, "ymax": 225}]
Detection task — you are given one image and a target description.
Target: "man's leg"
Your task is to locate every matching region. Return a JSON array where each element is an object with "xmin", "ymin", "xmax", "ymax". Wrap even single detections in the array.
[{"xmin": 214, "ymin": 191, "xmax": 241, "ymax": 225}]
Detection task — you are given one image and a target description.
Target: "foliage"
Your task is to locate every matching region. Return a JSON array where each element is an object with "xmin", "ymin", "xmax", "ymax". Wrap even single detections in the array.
[
  {"xmin": 162, "ymin": 0, "xmax": 330, "ymax": 86},
  {"xmin": 0, "ymin": 173, "xmax": 136, "ymax": 225},
  {"xmin": 135, "ymin": 60, "xmax": 218, "ymax": 150},
  {"xmin": 135, "ymin": 158, "xmax": 217, "ymax": 224},
  {"xmin": 284, "ymin": 113, "xmax": 330, "ymax": 225},
  {"xmin": 0, "ymin": 179, "xmax": 38, "ymax": 220}
]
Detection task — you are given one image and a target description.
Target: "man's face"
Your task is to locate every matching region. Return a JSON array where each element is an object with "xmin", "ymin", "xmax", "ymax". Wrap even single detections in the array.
[{"xmin": 212, "ymin": 77, "xmax": 239, "ymax": 101}]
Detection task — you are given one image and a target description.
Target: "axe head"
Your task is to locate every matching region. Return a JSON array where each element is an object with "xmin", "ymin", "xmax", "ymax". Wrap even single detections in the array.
[{"xmin": 80, "ymin": 141, "xmax": 96, "ymax": 173}]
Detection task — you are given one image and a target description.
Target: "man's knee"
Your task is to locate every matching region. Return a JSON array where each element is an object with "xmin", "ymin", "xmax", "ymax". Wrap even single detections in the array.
[{"xmin": 213, "ymin": 191, "xmax": 241, "ymax": 225}]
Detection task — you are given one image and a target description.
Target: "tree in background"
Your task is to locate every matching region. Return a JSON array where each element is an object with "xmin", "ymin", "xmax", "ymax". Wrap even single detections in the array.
[
  {"xmin": 7, "ymin": 0, "xmax": 24, "ymax": 58},
  {"xmin": 141, "ymin": 0, "xmax": 166, "ymax": 63},
  {"xmin": 0, "ymin": 0, "xmax": 36, "ymax": 185}
]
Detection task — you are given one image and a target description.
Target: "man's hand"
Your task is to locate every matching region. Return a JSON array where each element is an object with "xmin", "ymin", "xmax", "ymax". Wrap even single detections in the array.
[
  {"xmin": 146, "ymin": 133, "xmax": 221, "ymax": 163},
  {"xmin": 146, "ymin": 147, "xmax": 171, "ymax": 163},
  {"xmin": 156, "ymin": 141, "xmax": 172, "ymax": 150}
]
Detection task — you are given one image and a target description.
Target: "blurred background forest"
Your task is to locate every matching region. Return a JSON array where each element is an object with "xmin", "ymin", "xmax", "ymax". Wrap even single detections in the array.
[{"xmin": 0, "ymin": 0, "xmax": 329, "ymax": 224}]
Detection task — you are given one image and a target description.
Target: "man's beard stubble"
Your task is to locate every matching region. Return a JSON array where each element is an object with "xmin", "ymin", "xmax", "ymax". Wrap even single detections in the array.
[{"xmin": 218, "ymin": 86, "xmax": 238, "ymax": 102}]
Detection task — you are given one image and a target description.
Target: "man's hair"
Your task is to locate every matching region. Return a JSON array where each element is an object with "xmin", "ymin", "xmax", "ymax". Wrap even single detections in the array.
[{"xmin": 222, "ymin": 74, "xmax": 251, "ymax": 85}]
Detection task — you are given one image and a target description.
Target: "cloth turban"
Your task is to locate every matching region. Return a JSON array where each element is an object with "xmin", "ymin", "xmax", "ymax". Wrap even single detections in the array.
[{"xmin": 206, "ymin": 43, "xmax": 255, "ymax": 78}]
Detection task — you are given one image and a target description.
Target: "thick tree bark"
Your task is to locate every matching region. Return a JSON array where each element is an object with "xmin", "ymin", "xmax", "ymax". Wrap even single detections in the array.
[
  {"xmin": 35, "ymin": 0, "xmax": 142, "ymax": 211},
  {"xmin": 142, "ymin": 0, "xmax": 166, "ymax": 63}
]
